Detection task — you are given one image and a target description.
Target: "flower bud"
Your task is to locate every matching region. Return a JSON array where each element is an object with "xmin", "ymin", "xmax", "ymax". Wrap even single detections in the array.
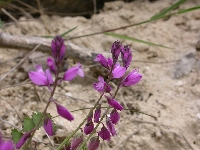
[
  {"xmin": 110, "ymin": 109, "xmax": 120, "ymax": 125},
  {"xmin": 98, "ymin": 126, "xmax": 110, "ymax": 141},
  {"xmin": 43, "ymin": 117, "xmax": 54, "ymax": 136},
  {"xmin": 121, "ymin": 46, "xmax": 132, "ymax": 69},
  {"xmin": 84, "ymin": 121, "xmax": 94, "ymax": 135},
  {"xmin": 16, "ymin": 132, "xmax": 31, "ymax": 149},
  {"xmin": 88, "ymin": 136, "xmax": 100, "ymax": 150},
  {"xmin": 106, "ymin": 116, "xmax": 116, "ymax": 136},
  {"xmin": 94, "ymin": 104, "xmax": 101, "ymax": 123},
  {"xmin": 111, "ymin": 41, "xmax": 122, "ymax": 62},
  {"xmin": 55, "ymin": 102, "xmax": 74, "ymax": 121},
  {"xmin": 106, "ymin": 96, "xmax": 123, "ymax": 111},
  {"xmin": 47, "ymin": 57, "xmax": 57, "ymax": 74},
  {"xmin": 71, "ymin": 133, "xmax": 84, "ymax": 150}
]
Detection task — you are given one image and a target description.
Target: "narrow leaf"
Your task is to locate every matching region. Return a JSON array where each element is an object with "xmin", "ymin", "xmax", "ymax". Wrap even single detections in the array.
[
  {"xmin": 151, "ymin": 0, "xmax": 187, "ymax": 20},
  {"xmin": 105, "ymin": 32, "xmax": 172, "ymax": 49},
  {"xmin": 61, "ymin": 26, "xmax": 77, "ymax": 37},
  {"xmin": 11, "ymin": 129, "xmax": 22, "ymax": 144},
  {"xmin": 23, "ymin": 116, "xmax": 35, "ymax": 132},
  {"xmin": 178, "ymin": 5, "xmax": 200, "ymax": 14}
]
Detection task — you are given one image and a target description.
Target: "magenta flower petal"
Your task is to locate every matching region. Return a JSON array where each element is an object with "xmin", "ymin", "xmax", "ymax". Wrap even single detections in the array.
[
  {"xmin": 106, "ymin": 97, "xmax": 123, "ymax": 111},
  {"xmin": 63, "ymin": 63, "xmax": 84, "ymax": 81},
  {"xmin": 43, "ymin": 118, "xmax": 54, "ymax": 136},
  {"xmin": 93, "ymin": 76, "xmax": 112, "ymax": 93},
  {"xmin": 47, "ymin": 57, "xmax": 57, "ymax": 73},
  {"xmin": 55, "ymin": 103, "xmax": 74, "ymax": 121},
  {"xmin": 112, "ymin": 66, "xmax": 126, "ymax": 78},
  {"xmin": 84, "ymin": 121, "xmax": 94, "ymax": 135},
  {"xmin": 46, "ymin": 69, "xmax": 53, "ymax": 85},
  {"xmin": 121, "ymin": 69, "xmax": 142, "ymax": 87},
  {"xmin": 0, "ymin": 141, "xmax": 14, "ymax": 150},
  {"xmin": 94, "ymin": 54, "xmax": 108, "ymax": 69},
  {"xmin": 110, "ymin": 109, "xmax": 120, "ymax": 125},
  {"xmin": 98, "ymin": 126, "xmax": 111, "ymax": 141},
  {"xmin": 16, "ymin": 132, "xmax": 31, "ymax": 149},
  {"xmin": 106, "ymin": 117, "xmax": 117, "ymax": 136},
  {"xmin": 88, "ymin": 136, "xmax": 100, "ymax": 150},
  {"xmin": 107, "ymin": 58, "xmax": 113, "ymax": 68},
  {"xmin": 71, "ymin": 133, "xmax": 83, "ymax": 150}
]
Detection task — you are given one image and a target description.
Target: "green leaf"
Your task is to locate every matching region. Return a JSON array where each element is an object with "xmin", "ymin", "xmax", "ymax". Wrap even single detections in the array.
[
  {"xmin": 0, "ymin": 19, "xmax": 4, "ymax": 30},
  {"xmin": 61, "ymin": 26, "xmax": 77, "ymax": 37},
  {"xmin": 105, "ymin": 32, "xmax": 172, "ymax": 49},
  {"xmin": 32, "ymin": 112, "xmax": 43, "ymax": 129},
  {"xmin": 177, "ymin": 5, "xmax": 200, "ymax": 14},
  {"xmin": 22, "ymin": 116, "xmax": 35, "ymax": 132},
  {"xmin": 151, "ymin": 0, "xmax": 187, "ymax": 20},
  {"xmin": 11, "ymin": 129, "xmax": 22, "ymax": 144}
]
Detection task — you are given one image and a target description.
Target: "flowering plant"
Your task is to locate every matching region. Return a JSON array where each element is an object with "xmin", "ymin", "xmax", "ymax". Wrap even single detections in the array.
[{"xmin": 2, "ymin": 36, "xmax": 142, "ymax": 150}]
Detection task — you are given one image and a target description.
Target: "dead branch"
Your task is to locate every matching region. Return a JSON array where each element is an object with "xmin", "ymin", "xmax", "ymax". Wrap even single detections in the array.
[{"xmin": 0, "ymin": 32, "xmax": 110, "ymax": 65}]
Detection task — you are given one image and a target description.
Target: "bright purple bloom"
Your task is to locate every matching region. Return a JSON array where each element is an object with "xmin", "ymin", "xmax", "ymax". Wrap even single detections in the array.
[
  {"xmin": 93, "ymin": 76, "xmax": 112, "ymax": 93},
  {"xmin": 112, "ymin": 63, "xmax": 126, "ymax": 78},
  {"xmin": 111, "ymin": 41, "xmax": 122, "ymax": 62},
  {"xmin": 47, "ymin": 57, "xmax": 57, "ymax": 74},
  {"xmin": 106, "ymin": 117, "xmax": 116, "ymax": 136},
  {"xmin": 121, "ymin": 46, "xmax": 132, "ymax": 69},
  {"xmin": 110, "ymin": 109, "xmax": 120, "ymax": 125},
  {"xmin": 28, "ymin": 65, "xmax": 53, "ymax": 87},
  {"xmin": 43, "ymin": 117, "xmax": 54, "ymax": 136},
  {"xmin": 63, "ymin": 63, "xmax": 84, "ymax": 81},
  {"xmin": 16, "ymin": 132, "xmax": 31, "ymax": 149},
  {"xmin": 84, "ymin": 121, "xmax": 94, "ymax": 135},
  {"xmin": 94, "ymin": 104, "xmax": 101, "ymax": 123},
  {"xmin": 51, "ymin": 36, "xmax": 66, "ymax": 62},
  {"xmin": 94, "ymin": 54, "xmax": 108, "ymax": 69},
  {"xmin": 121, "ymin": 69, "xmax": 142, "ymax": 87},
  {"xmin": 88, "ymin": 136, "xmax": 100, "ymax": 150},
  {"xmin": 98, "ymin": 126, "xmax": 111, "ymax": 141},
  {"xmin": 106, "ymin": 97, "xmax": 123, "ymax": 111},
  {"xmin": 71, "ymin": 133, "xmax": 83, "ymax": 150},
  {"xmin": 55, "ymin": 102, "xmax": 74, "ymax": 121},
  {"xmin": 0, "ymin": 135, "xmax": 14, "ymax": 150}
]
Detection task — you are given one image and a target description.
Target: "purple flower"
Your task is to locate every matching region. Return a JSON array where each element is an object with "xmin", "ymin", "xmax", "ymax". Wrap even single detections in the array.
[
  {"xmin": 71, "ymin": 133, "xmax": 83, "ymax": 150},
  {"xmin": 0, "ymin": 135, "xmax": 14, "ymax": 150},
  {"xmin": 106, "ymin": 116, "xmax": 116, "ymax": 136},
  {"xmin": 88, "ymin": 136, "xmax": 100, "ymax": 150},
  {"xmin": 98, "ymin": 126, "xmax": 110, "ymax": 141},
  {"xmin": 94, "ymin": 104, "xmax": 101, "ymax": 123},
  {"xmin": 47, "ymin": 57, "xmax": 57, "ymax": 74},
  {"xmin": 55, "ymin": 102, "xmax": 74, "ymax": 121},
  {"xmin": 16, "ymin": 132, "xmax": 31, "ymax": 149},
  {"xmin": 93, "ymin": 76, "xmax": 112, "ymax": 93},
  {"xmin": 28, "ymin": 65, "xmax": 53, "ymax": 87},
  {"xmin": 51, "ymin": 36, "xmax": 66, "ymax": 62},
  {"xmin": 110, "ymin": 109, "xmax": 120, "ymax": 125},
  {"xmin": 121, "ymin": 69, "xmax": 142, "ymax": 87},
  {"xmin": 111, "ymin": 41, "xmax": 122, "ymax": 62},
  {"xmin": 106, "ymin": 97, "xmax": 123, "ymax": 111},
  {"xmin": 84, "ymin": 121, "xmax": 94, "ymax": 135},
  {"xmin": 112, "ymin": 63, "xmax": 126, "ymax": 78},
  {"xmin": 121, "ymin": 46, "xmax": 132, "ymax": 69},
  {"xmin": 63, "ymin": 63, "xmax": 84, "ymax": 81},
  {"xmin": 94, "ymin": 54, "xmax": 108, "ymax": 69},
  {"xmin": 43, "ymin": 117, "xmax": 54, "ymax": 136}
]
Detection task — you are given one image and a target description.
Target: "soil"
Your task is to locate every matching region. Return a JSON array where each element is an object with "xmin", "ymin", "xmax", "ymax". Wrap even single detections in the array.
[{"xmin": 1, "ymin": 0, "xmax": 200, "ymax": 150}]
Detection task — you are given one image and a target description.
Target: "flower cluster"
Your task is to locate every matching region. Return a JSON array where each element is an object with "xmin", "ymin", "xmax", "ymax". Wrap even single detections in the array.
[
  {"xmin": 12, "ymin": 36, "xmax": 85, "ymax": 149},
  {"xmin": 83, "ymin": 41, "xmax": 142, "ymax": 149}
]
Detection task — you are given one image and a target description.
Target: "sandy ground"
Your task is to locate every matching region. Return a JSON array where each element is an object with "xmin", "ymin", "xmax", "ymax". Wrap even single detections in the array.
[{"xmin": 1, "ymin": 0, "xmax": 200, "ymax": 149}]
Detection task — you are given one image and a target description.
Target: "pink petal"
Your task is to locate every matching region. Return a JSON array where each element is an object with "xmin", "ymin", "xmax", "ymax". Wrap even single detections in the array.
[
  {"xmin": 46, "ymin": 69, "xmax": 53, "ymax": 84},
  {"xmin": 63, "ymin": 66, "xmax": 79, "ymax": 81},
  {"xmin": 55, "ymin": 103, "xmax": 74, "ymax": 121},
  {"xmin": 112, "ymin": 67, "xmax": 126, "ymax": 78},
  {"xmin": 29, "ymin": 71, "xmax": 47, "ymax": 85}
]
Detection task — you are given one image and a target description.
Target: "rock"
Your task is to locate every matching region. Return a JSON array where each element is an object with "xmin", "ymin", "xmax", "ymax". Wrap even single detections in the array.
[{"xmin": 173, "ymin": 51, "xmax": 196, "ymax": 79}]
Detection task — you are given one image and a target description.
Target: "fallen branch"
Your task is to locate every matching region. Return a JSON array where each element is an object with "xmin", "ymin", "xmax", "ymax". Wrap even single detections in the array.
[{"xmin": 0, "ymin": 32, "xmax": 110, "ymax": 65}]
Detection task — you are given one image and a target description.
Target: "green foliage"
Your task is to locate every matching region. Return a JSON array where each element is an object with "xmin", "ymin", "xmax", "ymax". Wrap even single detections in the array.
[
  {"xmin": 0, "ymin": 19, "xmax": 4, "ymax": 30},
  {"xmin": 32, "ymin": 112, "xmax": 43, "ymax": 129},
  {"xmin": 22, "ymin": 116, "xmax": 35, "ymax": 132},
  {"xmin": 105, "ymin": 32, "xmax": 172, "ymax": 49},
  {"xmin": 11, "ymin": 129, "xmax": 22, "ymax": 144}
]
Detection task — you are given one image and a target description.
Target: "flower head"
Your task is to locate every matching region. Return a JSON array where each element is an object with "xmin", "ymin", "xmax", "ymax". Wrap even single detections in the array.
[
  {"xmin": 71, "ymin": 133, "xmax": 83, "ymax": 150},
  {"xmin": 43, "ymin": 117, "xmax": 54, "ymax": 136},
  {"xmin": 63, "ymin": 63, "xmax": 84, "ymax": 81},
  {"xmin": 28, "ymin": 65, "xmax": 53, "ymax": 87},
  {"xmin": 55, "ymin": 102, "xmax": 74, "ymax": 121},
  {"xmin": 93, "ymin": 76, "xmax": 112, "ymax": 93},
  {"xmin": 88, "ymin": 136, "xmax": 100, "ymax": 150},
  {"xmin": 47, "ymin": 57, "xmax": 57, "ymax": 74},
  {"xmin": 84, "ymin": 121, "xmax": 94, "ymax": 135},
  {"xmin": 110, "ymin": 109, "xmax": 120, "ymax": 125},
  {"xmin": 106, "ymin": 116, "xmax": 117, "ymax": 136},
  {"xmin": 51, "ymin": 36, "xmax": 66, "ymax": 62},
  {"xmin": 111, "ymin": 41, "xmax": 122, "ymax": 62},
  {"xmin": 121, "ymin": 69, "xmax": 142, "ymax": 87},
  {"xmin": 106, "ymin": 96, "xmax": 123, "ymax": 111},
  {"xmin": 98, "ymin": 126, "xmax": 110, "ymax": 141},
  {"xmin": 121, "ymin": 46, "xmax": 132, "ymax": 69}
]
